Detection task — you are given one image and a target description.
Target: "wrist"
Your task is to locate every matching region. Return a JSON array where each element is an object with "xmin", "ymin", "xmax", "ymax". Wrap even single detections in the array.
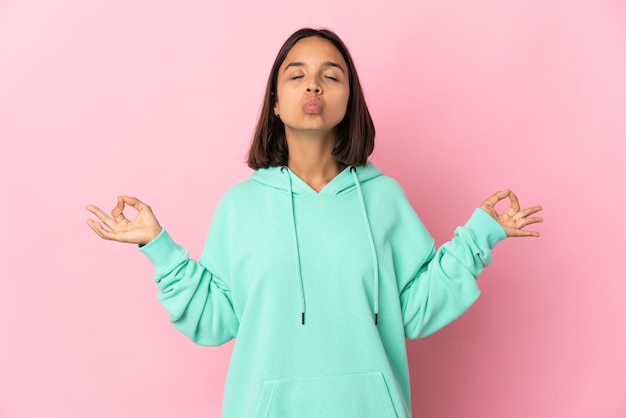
[{"xmin": 140, "ymin": 227, "xmax": 163, "ymax": 247}]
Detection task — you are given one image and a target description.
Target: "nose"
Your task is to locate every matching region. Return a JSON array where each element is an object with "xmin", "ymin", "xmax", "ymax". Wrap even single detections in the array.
[{"xmin": 306, "ymin": 79, "xmax": 322, "ymax": 95}]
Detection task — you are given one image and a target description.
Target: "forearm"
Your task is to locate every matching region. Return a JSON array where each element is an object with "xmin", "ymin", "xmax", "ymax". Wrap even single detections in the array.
[
  {"xmin": 402, "ymin": 209, "xmax": 506, "ymax": 338},
  {"xmin": 140, "ymin": 229, "xmax": 239, "ymax": 346}
]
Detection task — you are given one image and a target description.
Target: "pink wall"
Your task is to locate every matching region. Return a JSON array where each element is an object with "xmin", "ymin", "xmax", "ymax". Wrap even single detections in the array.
[{"xmin": 1, "ymin": 1, "xmax": 624, "ymax": 417}]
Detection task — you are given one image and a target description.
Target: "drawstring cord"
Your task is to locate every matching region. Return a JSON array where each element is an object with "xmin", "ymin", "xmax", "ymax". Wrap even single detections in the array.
[
  {"xmin": 350, "ymin": 167, "xmax": 380, "ymax": 325},
  {"xmin": 281, "ymin": 166, "xmax": 306, "ymax": 325},
  {"xmin": 281, "ymin": 165, "xmax": 379, "ymax": 326}
]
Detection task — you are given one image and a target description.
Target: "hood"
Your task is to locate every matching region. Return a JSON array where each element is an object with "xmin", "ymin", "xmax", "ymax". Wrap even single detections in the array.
[{"xmin": 250, "ymin": 162, "xmax": 383, "ymax": 197}]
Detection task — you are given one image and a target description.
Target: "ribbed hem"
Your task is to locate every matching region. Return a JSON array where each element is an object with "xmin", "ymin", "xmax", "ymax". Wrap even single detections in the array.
[
  {"xmin": 138, "ymin": 228, "xmax": 187, "ymax": 275},
  {"xmin": 464, "ymin": 208, "xmax": 507, "ymax": 249}
]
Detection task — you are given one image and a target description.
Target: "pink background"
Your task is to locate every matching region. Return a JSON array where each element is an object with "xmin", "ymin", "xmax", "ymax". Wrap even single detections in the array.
[{"xmin": 1, "ymin": 0, "xmax": 625, "ymax": 417}]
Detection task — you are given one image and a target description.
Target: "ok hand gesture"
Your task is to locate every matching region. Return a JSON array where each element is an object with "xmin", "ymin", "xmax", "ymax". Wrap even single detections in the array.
[
  {"xmin": 480, "ymin": 190, "xmax": 543, "ymax": 237},
  {"xmin": 86, "ymin": 195, "xmax": 162, "ymax": 245}
]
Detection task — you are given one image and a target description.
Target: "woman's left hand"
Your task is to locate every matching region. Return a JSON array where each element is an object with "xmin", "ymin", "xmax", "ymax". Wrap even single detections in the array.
[{"xmin": 480, "ymin": 190, "xmax": 543, "ymax": 237}]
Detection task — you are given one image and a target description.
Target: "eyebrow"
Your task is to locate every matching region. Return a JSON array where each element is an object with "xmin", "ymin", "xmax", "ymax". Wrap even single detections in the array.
[{"xmin": 283, "ymin": 61, "xmax": 345, "ymax": 73}]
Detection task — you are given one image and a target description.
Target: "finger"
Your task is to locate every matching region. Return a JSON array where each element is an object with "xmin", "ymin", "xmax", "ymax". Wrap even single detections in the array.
[
  {"xmin": 504, "ymin": 191, "xmax": 521, "ymax": 218},
  {"xmin": 520, "ymin": 216, "xmax": 543, "ymax": 227},
  {"xmin": 122, "ymin": 195, "xmax": 150, "ymax": 212},
  {"xmin": 86, "ymin": 219, "xmax": 114, "ymax": 240},
  {"xmin": 481, "ymin": 190, "xmax": 511, "ymax": 208},
  {"xmin": 86, "ymin": 218, "xmax": 103, "ymax": 237},
  {"xmin": 513, "ymin": 205, "xmax": 543, "ymax": 219},
  {"xmin": 508, "ymin": 228, "xmax": 540, "ymax": 238},
  {"xmin": 111, "ymin": 196, "xmax": 126, "ymax": 223},
  {"xmin": 86, "ymin": 204, "xmax": 116, "ymax": 229}
]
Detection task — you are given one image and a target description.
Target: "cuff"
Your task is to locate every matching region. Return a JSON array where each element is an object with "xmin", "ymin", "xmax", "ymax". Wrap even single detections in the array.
[
  {"xmin": 464, "ymin": 208, "xmax": 507, "ymax": 250},
  {"xmin": 138, "ymin": 228, "xmax": 188, "ymax": 274}
]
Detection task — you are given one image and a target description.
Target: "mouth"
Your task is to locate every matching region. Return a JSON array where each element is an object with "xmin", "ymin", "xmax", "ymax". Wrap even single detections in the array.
[{"xmin": 303, "ymin": 98, "xmax": 322, "ymax": 114}]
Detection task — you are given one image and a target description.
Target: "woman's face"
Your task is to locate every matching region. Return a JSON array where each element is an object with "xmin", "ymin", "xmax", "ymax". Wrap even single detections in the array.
[{"xmin": 274, "ymin": 36, "xmax": 350, "ymax": 137}]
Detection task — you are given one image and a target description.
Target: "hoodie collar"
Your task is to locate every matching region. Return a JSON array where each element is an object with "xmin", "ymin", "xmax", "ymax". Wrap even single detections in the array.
[{"xmin": 251, "ymin": 162, "xmax": 383, "ymax": 197}]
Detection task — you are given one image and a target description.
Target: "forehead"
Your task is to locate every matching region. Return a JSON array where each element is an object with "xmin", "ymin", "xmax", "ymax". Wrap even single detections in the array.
[{"xmin": 281, "ymin": 36, "xmax": 347, "ymax": 68}]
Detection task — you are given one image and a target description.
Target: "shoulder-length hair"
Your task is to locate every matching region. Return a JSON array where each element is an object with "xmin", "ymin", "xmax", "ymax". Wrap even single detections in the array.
[{"xmin": 247, "ymin": 28, "xmax": 375, "ymax": 169}]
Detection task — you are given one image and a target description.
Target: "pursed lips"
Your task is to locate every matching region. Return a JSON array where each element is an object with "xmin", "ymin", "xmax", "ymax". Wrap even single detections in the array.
[{"xmin": 303, "ymin": 98, "xmax": 322, "ymax": 114}]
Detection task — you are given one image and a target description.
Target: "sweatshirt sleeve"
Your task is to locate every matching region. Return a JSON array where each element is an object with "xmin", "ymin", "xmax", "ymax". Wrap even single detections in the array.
[
  {"xmin": 400, "ymin": 208, "xmax": 506, "ymax": 339},
  {"xmin": 139, "ymin": 228, "xmax": 239, "ymax": 346}
]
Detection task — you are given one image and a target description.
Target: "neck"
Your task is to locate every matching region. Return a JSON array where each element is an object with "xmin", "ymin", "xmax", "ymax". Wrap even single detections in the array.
[{"xmin": 286, "ymin": 129, "xmax": 344, "ymax": 192}]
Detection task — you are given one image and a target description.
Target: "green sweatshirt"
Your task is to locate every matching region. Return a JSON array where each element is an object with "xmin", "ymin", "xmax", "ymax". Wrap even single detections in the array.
[{"xmin": 140, "ymin": 162, "xmax": 506, "ymax": 417}]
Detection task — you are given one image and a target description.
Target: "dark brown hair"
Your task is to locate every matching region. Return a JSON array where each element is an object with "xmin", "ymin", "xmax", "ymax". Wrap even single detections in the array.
[{"xmin": 247, "ymin": 28, "xmax": 375, "ymax": 169}]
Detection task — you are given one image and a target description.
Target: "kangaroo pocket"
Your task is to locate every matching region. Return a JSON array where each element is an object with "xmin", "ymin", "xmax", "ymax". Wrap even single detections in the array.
[{"xmin": 253, "ymin": 371, "xmax": 398, "ymax": 418}]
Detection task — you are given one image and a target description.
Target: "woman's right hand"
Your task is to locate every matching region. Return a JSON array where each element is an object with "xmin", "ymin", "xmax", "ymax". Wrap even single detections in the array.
[{"xmin": 86, "ymin": 195, "xmax": 163, "ymax": 245}]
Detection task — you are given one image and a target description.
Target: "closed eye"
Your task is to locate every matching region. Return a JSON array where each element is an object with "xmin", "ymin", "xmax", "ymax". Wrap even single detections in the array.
[{"xmin": 324, "ymin": 76, "xmax": 338, "ymax": 81}]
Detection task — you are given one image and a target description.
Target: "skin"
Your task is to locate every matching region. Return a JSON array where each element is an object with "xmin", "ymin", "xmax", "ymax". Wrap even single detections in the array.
[
  {"xmin": 85, "ymin": 37, "xmax": 543, "ymax": 244},
  {"xmin": 274, "ymin": 36, "xmax": 350, "ymax": 192},
  {"xmin": 86, "ymin": 195, "xmax": 162, "ymax": 245},
  {"xmin": 479, "ymin": 190, "xmax": 543, "ymax": 238}
]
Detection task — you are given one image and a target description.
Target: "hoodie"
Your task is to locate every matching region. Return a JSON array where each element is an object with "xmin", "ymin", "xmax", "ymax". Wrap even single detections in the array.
[{"xmin": 140, "ymin": 162, "xmax": 506, "ymax": 417}]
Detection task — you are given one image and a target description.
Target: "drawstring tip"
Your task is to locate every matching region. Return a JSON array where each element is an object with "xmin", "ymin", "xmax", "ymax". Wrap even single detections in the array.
[
  {"xmin": 375, "ymin": 313, "xmax": 378, "ymax": 325},
  {"xmin": 302, "ymin": 312, "xmax": 305, "ymax": 325}
]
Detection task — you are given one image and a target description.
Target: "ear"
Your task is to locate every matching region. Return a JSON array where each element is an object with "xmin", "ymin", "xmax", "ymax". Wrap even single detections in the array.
[{"xmin": 273, "ymin": 101, "xmax": 279, "ymax": 116}]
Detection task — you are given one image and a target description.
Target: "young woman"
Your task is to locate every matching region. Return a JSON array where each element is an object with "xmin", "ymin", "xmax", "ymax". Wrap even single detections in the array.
[{"xmin": 86, "ymin": 28, "xmax": 542, "ymax": 418}]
